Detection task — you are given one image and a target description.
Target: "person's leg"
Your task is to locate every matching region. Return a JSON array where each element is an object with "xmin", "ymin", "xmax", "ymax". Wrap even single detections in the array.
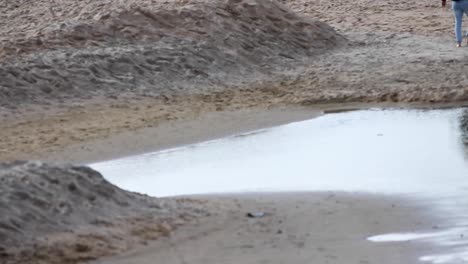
[
  {"xmin": 463, "ymin": 2, "xmax": 468, "ymax": 44},
  {"xmin": 453, "ymin": 2, "xmax": 464, "ymax": 46}
]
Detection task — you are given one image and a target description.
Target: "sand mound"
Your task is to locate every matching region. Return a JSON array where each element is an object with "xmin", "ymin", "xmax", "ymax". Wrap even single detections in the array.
[
  {"xmin": 0, "ymin": 0, "xmax": 345, "ymax": 110},
  {"xmin": 0, "ymin": 161, "xmax": 209, "ymax": 263}
]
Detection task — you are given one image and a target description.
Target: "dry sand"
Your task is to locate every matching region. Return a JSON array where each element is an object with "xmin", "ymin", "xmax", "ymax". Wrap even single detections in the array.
[
  {"xmin": 0, "ymin": 0, "xmax": 345, "ymax": 162},
  {"xmin": 2, "ymin": 0, "xmax": 468, "ymax": 263},
  {"xmin": 2, "ymin": 0, "xmax": 468, "ymax": 162},
  {"xmin": 0, "ymin": 161, "xmax": 211, "ymax": 264}
]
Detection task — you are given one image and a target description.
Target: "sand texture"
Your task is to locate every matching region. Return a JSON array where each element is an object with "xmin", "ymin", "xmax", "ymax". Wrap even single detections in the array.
[
  {"xmin": 1, "ymin": 0, "xmax": 468, "ymax": 162},
  {"xmin": 0, "ymin": 0, "xmax": 345, "ymax": 109},
  {"xmin": 95, "ymin": 193, "xmax": 440, "ymax": 264},
  {"xmin": 1, "ymin": 0, "xmax": 468, "ymax": 263},
  {"xmin": 0, "ymin": 161, "xmax": 210, "ymax": 264}
]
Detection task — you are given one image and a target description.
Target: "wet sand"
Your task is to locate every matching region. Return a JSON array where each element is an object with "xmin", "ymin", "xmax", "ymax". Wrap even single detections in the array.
[
  {"xmin": 41, "ymin": 107, "xmax": 322, "ymax": 164},
  {"xmin": 95, "ymin": 193, "xmax": 440, "ymax": 264},
  {"xmin": 2, "ymin": 0, "xmax": 468, "ymax": 263}
]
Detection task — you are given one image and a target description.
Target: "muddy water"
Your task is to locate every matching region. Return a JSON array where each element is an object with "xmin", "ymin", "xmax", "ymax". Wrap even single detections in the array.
[{"xmin": 91, "ymin": 108, "xmax": 468, "ymax": 263}]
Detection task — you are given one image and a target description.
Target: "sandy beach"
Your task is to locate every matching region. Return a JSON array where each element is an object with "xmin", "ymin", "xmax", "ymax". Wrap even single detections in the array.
[
  {"xmin": 2, "ymin": 0, "xmax": 468, "ymax": 263},
  {"xmin": 2, "ymin": 0, "xmax": 468, "ymax": 163},
  {"xmin": 95, "ymin": 193, "xmax": 440, "ymax": 264}
]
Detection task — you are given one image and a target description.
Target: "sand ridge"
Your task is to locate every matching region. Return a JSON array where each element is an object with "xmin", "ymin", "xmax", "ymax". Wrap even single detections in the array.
[
  {"xmin": 0, "ymin": 161, "xmax": 211, "ymax": 264},
  {"xmin": 0, "ymin": 0, "xmax": 345, "ymax": 109},
  {"xmin": 0, "ymin": 0, "xmax": 349, "ymax": 162}
]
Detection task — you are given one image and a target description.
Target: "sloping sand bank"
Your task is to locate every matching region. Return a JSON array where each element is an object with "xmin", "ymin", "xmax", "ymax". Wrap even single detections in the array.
[
  {"xmin": 0, "ymin": 0, "xmax": 344, "ymax": 109},
  {"xmin": 0, "ymin": 0, "xmax": 349, "ymax": 162},
  {"xmin": 0, "ymin": 161, "xmax": 209, "ymax": 264},
  {"xmin": 2, "ymin": 1, "xmax": 468, "ymax": 162}
]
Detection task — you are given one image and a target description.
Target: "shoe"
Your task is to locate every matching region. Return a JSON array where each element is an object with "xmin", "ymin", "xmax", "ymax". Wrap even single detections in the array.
[{"xmin": 457, "ymin": 42, "xmax": 462, "ymax": 48}]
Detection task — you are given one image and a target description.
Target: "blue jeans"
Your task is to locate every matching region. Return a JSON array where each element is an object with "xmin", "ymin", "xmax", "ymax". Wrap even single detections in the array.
[{"xmin": 453, "ymin": 0, "xmax": 468, "ymax": 43}]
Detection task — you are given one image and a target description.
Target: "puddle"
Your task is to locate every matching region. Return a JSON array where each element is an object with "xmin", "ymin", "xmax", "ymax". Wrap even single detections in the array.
[
  {"xmin": 92, "ymin": 108, "xmax": 468, "ymax": 197},
  {"xmin": 91, "ymin": 108, "xmax": 468, "ymax": 263}
]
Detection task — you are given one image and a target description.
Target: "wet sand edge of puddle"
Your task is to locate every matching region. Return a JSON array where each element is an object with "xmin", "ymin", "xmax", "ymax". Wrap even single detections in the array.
[
  {"xmin": 94, "ymin": 192, "xmax": 442, "ymax": 264},
  {"xmin": 37, "ymin": 101, "xmax": 468, "ymax": 165}
]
